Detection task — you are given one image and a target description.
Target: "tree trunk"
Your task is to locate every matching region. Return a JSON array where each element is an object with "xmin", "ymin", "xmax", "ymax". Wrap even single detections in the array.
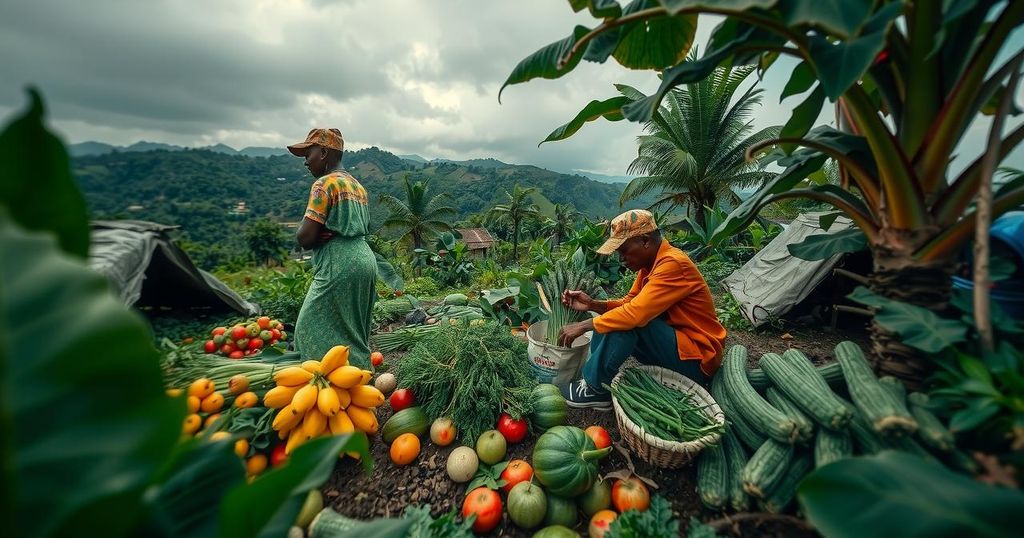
[{"xmin": 512, "ymin": 217, "xmax": 520, "ymax": 259}]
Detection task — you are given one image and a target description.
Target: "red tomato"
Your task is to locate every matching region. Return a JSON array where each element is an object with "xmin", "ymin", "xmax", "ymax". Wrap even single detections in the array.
[
  {"xmin": 220, "ymin": 343, "xmax": 235, "ymax": 355},
  {"xmin": 462, "ymin": 487, "xmax": 502, "ymax": 533},
  {"xmin": 270, "ymin": 328, "xmax": 281, "ymax": 340},
  {"xmin": 248, "ymin": 338, "xmax": 264, "ymax": 350},
  {"xmin": 370, "ymin": 351, "xmax": 384, "ymax": 367},
  {"xmin": 230, "ymin": 326, "xmax": 248, "ymax": 340},
  {"xmin": 585, "ymin": 425, "xmax": 612, "ymax": 450},
  {"xmin": 497, "ymin": 413, "xmax": 528, "ymax": 444},
  {"xmin": 212, "ymin": 326, "xmax": 227, "ymax": 336},
  {"xmin": 229, "ymin": 350, "xmax": 245, "ymax": 359},
  {"xmin": 204, "ymin": 340, "xmax": 217, "ymax": 353},
  {"xmin": 257, "ymin": 316, "xmax": 271, "ymax": 329},
  {"xmin": 270, "ymin": 443, "xmax": 287, "ymax": 467},
  {"xmin": 612, "ymin": 477, "xmax": 651, "ymax": 513},
  {"xmin": 389, "ymin": 388, "xmax": 415, "ymax": 411},
  {"xmin": 500, "ymin": 459, "xmax": 534, "ymax": 493}
]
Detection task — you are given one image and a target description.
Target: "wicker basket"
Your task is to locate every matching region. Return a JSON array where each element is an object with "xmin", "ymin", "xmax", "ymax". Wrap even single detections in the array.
[{"xmin": 610, "ymin": 361, "xmax": 724, "ymax": 468}]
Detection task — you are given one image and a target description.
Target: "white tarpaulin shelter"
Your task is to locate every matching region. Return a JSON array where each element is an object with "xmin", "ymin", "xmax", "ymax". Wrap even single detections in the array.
[
  {"xmin": 88, "ymin": 220, "xmax": 259, "ymax": 315},
  {"xmin": 723, "ymin": 212, "xmax": 854, "ymax": 327}
]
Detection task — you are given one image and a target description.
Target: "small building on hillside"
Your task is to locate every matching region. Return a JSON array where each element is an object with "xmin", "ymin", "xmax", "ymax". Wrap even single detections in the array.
[{"xmin": 457, "ymin": 228, "xmax": 497, "ymax": 258}]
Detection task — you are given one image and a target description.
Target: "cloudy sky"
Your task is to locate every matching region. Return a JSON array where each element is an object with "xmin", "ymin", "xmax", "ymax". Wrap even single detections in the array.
[{"xmin": 1, "ymin": 0, "xmax": 1021, "ymax": 176}]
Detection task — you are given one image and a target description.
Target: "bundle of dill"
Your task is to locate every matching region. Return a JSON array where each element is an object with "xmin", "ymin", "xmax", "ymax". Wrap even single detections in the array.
[{"xmin": 395, "ymin": 322, "xmax": 536, "ymax": 444}]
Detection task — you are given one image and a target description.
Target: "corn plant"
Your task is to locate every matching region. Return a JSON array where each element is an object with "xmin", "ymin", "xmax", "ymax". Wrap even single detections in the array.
[{"xmin": 501, "ymin": 0, "xmax": 1024, "ymax": 388}]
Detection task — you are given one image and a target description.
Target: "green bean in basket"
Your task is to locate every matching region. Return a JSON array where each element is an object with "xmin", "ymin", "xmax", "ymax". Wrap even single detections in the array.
[{"xmin": 606, "ymin": 368, "xmax": 724, "ymax": 443}]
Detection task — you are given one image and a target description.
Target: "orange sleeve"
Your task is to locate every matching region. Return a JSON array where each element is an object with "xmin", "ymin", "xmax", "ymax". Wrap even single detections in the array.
[
  {"xmin": 602, "ymin": 272, "xmax": 642, "ymax": 310},
  {"xmin": 593, "ymin": 260, "xmax": 702, "ymax": 333}
]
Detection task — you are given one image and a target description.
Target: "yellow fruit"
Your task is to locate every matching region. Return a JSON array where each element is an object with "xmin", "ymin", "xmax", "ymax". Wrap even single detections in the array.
[
  {"xmin": 228, "ymin": 374, "xmax": 249, "ymax": 395},
  {"xmin": 333, "ymin": 387, "xmax": 352, "ymax": 409},
  {"xmin": 327, "ymin": 365, "xmax": 364, "ymax": 388},
  {"xmin": 320, "ymin": 345, "xmax": 350, "ymax": 374},
  {"xmin": 303, "ymin": 409, "xmax": 327, "ymax": 439},
  {"xmin": 286, "ymin": 426, "xmax": 306, "ymax": 455},
  {"xmin": 182, "ymin": 414, "xmax": 202, "ymax": 434},
  {"xmin": 329, "ymin": 410, "xmax": 355, "ymax": 435},
  {"xmin": 317, "ymin": 386, "xmax": 341, "ymax": 417},
  {"xmin": 234, "ymin": 438, "xmax": 250, "ymax": 457},
  {"xmin": 347, "ymin": 405, "xmax": 378, "ymax": 434},
  {"xmin": 209, "ymin": 431, "xmax": 231, "ymax": 442},
  {"xmin": 274, "ymin": 367, "xmax": 314, "ymax": 387},
  {"xmin": 278, "ymin": 427, "xmax": 290, "ymax": 440},
  {"xmin": 292, "ymin": 384, "xmax": 319, "ymax": 414},
  {"xmin": 204, "ymin": 413, "xmax": 222, "ymax": 429},
  {"xmin": 272, "ymin": 404, "xmax": 303, "ymax": 431},
  {"xmin": 359, "ymin": 370, "xmax": 373, "ymax": 385},
  {"xmin": 301, "ymin": 360, "xmax": 322, "ymax": 374},
  {"xmin": 186, "ymin": 395, "xmax": 201, "ymax": 413},
  {"xmin": 246, "ymin": 454, "xmax": 268, "ymax": 476},
  {"xmin": 166, "ymin": 388, "xmax": 183, "ymax": 397},
  {"xmin": 349, "ymin": 385, "xmax": 385, "ymax": 408},
  {"xmin": 188, "ymin": 378, "xmax": 215, "ymax": 399},
  {"xmin": 200, "ymin": 392, "xmax": 225, "ymax": 413},
  {"xmin": 234, "ymin": 391, "xmax": 259, "ymax": 409},
  {"xmin": 264, "ymin": 384, "xmax": 301, "ymax": 408}
]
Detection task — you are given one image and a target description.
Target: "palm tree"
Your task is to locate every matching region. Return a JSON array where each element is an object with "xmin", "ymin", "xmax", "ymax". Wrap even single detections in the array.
[
  {"xmin": 620, "ymin": 62, "xmax": 779, "ymax": 230},
  {"xmin": 378, "ymin": 175, "xmax": 456, "ymax": 250},
  {"xmin": 488, "ymin": 184, "xmax": 541, "ymax": 259},
  {"xmin": 551, "ymin": 203, "xmax": 578, "ymax": 246}
]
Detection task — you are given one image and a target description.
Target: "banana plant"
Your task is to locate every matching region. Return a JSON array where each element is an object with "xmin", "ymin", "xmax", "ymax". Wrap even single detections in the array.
[{"xmin": 501, "ymin": 0, "xmax": 1024, "ymax": 388}]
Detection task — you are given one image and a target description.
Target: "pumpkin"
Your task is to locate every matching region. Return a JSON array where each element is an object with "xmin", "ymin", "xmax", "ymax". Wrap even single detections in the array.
[
  {"xmin": 532, "ymin": 426, "xmax": 611, "ymax": 497},
  {"xmin": 507, "ymin": 481, "xmax": 547, "ymax": 530},
  {"xmin": 543, "ymin": 494, "xmax": 579, "ymax": 528},
  {"xmin": 380, "ymin": 406, "xmax": 428, "ymax": 443},
  {"xmin": 578, "ymin": 478, "xmax": 612, "ymax": 516},
  {"xmin": 531, "ymin": 384, "xmax": 568, "ymax": 430}
]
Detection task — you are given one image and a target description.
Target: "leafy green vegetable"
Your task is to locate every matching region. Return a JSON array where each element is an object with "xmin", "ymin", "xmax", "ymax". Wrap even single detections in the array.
[
  {"xmin": 465, "ymin": 461, "xmax": 510, "ymax": 492},
  {"xmin": 404, "ymin": 504, "xmax": 475, "ymax": 538},
  {"xmin": 607, "ymin": 495, "xmax": 679, "ymax": 538}
]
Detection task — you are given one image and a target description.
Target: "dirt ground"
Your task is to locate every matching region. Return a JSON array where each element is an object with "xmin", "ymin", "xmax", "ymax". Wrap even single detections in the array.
[{"xmin": 321, "ymin": 316, "xmax": 868, "ymax": 536}]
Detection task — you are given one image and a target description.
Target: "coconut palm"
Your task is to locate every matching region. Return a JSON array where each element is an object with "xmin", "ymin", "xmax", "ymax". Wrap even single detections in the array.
[
  {"xmin": 488, "ymin": 184, "xmax": 541, "ymax": 259},
  {"xmin": 619, "ymin": 62, "xmax": 779, "ymax": 230},
  {"xmin": 378, "ymin": 176, "xmax": 456, "ymax": 250},
  {"xmin": 550, "ymin": 203, "xmax": 579, "ymax": 246}
]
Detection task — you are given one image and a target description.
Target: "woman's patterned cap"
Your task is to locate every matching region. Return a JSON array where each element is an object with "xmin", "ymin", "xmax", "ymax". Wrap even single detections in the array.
[
  {"xmin": 595, "ymin": 209, "xmax": 658, "ymax": 255},
  {"xmin": 287, "ymin": 128, "xmax": 344, "ymax": 156}
]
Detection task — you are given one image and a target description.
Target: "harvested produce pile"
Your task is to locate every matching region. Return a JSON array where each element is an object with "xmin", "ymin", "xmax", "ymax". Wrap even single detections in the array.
[
  {"xmin": 395, "ymin": 323, "xmax": 536, "ymax": 444},
  {"xmin": 697, "ymin": 342, "xmax": 961, "ymax": 514},
  {"xmin": 537, "ymin": 258, "xmax": 599, "ymax": 344},
  {"xmin": 607, "ymin": 368, "xmax": 725, "ymax": 443},
  {"xmin": 372, "ymin": 296, "xmax": 418, "ymax": 325},
  {"xmin": 371, "ymin": 324, "xmax": 441, "ymax": 352},
  {"xmin": 201, "ymin": 315, "xmax": 288, "ymax": 358}
]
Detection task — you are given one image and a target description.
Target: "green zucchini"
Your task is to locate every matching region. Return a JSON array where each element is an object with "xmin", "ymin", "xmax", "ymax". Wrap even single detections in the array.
[
  {"xmin": 758, "ymin": 350, "xmax": 851, "ymax": 430},
  {"xmin": 713, "ymin": 374, "xmax": 767, "ymax": 450},
  {"xmin": 765, "ymin": 387, "xmax": 814, "ymax": 443},
  {"xmin": 697, "ymin": 442, "xmax": 729, "ymax": 510},
  {"xmin": 762, "ymin": 455, "xmax": 813, "ymax": 513},
  {"xmin": 839, "ymin": 398, "xmax": 884, "ymax": 454},
  {"xmin": 741, "ymin": 439, "xmax": 794, "ymax": 498},
  {"xmin": 721, "ymin": 346, "xmax": 799, "ymax": 443},
  {"xmin": 747, "ymin": 367, "xmax": 769, "ymax": 390},
  {"xmin": 721, "ymin": 430, "xmax": 751, "ymax": 511},
  {"xmin": 835, "ymin": 341, "xmax": 918, "ymax": 435},
  {"xmin": 878, "ymin": 376, "xmax": 906, "ymax": 404},
  {"xmin": 813, "ymin": 427, "xmax": 852, "ymax": 468},
  {"xmin": 907, "ymin": 392, "xmax": 954, "ymax": 452},
  {"xmin": 310, "ymin": 509, "xmax": 363, "ymax": 537},
  {"xmin": 748, "ymin": 361, "xmax": 845, "ymax": 391}
]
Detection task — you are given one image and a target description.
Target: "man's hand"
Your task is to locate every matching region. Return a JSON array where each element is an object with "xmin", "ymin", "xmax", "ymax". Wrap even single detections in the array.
[
  {"xmin": 557, "ymin": 320, "xmax": 591, "ymax": 347},
  {"xmin": 562, "ymin": 290, "xmax": 593, "ymax": 312},
  {"xmin": 318, "ymin": 231, "xmax": 335, "ymax": 244}
]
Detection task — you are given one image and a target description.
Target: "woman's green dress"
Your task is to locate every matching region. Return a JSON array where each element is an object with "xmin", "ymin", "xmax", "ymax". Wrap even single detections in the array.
[{"xmin": 294, "ymin": 168, "xmax": 376, "ymax": 367}]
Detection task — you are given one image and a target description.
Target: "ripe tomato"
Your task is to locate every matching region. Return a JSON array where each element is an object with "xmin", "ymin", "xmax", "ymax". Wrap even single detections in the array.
[
  {"xmin": 500, "ymin": 459, "xmax": 533, "ymax": 493},
  {"xmin": 589, "ymin": 510, "xmax": 617, "ymax": 538},
  {"xmin": 370, "ymin": 351, "xmax": 384, "ymax": 367},
  {"xmin": 612, "ymin": 477, "xmax": 650, "ymax": 513},
  {"xmin": 462, "ymin": 487, "xmax": 502, "ymax": 533},
  {"xmin": 229, "ymin": 350, "xmax": 245, "ymax": 359},
  {"xmin": 220, "ymin": 343, "xmax": 235, "ymax": 355},
  {"xmin": 270, "ymin": 443, "xmax": 288, "ymax": 467},
  {"xmin": 497, "ymin": 413, "xmax": 528, "ymax": 444},
  {"xmin": 212, "ymin": 326, "xmax": 227, "ymax": 336},
  {"xmin": 248, "ymin": 338, "xmax": 264, "ymax": 350},
  {"xmin": 204, "ymin": 340, "xmax": 217, "ymax": 353},
  {"xmin": 258, "ymin": 316, "xmax": 271, "ymax": 329},
  {"xmin": 270, "ymin": 328, "xmax": 281, "ymax": 340},
  {"xmin": 389, "ymin": 388, "xmax": 415, "ymax": 411},
  {"xmin": 230, "ymin": 326, "xmax": 248, "ymax": 340},
  {"xmin": 585, "ymin": 425, "xmax": 612, "ymax": 450}
]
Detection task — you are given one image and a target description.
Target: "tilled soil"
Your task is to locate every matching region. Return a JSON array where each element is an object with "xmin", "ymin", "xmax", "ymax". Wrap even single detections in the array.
[{"xmin": 322, "ymin": 322, "xmax": 862, "ymax": 536}]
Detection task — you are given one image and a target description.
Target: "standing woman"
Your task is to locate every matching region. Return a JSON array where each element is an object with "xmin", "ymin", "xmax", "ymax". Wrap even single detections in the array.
[{"xmin": 287, "ymin": 128, "xmax": 376, "ymax": 367}]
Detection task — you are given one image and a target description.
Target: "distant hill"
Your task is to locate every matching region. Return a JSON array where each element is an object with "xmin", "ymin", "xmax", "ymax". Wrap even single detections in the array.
[
  {"xmin": 69, "ymin": 140, "xmax": 289, "ymax": 158},
  {"xmin": 69, "ymin": 141, "xmax": 116, "ymax": 157},
  {"xmin": 567, "ymin": 169, "xmax": 635, "ymax": 185},
  {"xmin": 398, "ymin": 154, "xmax": 428, "ymax": 163}
]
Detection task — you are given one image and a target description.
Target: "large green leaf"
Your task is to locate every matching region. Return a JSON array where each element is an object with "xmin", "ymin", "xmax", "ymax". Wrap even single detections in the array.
[
  {"xmin": 778, "ymin": 0, "xmax": 873, "ymax": 38},
  {"xmin": 1, "ymin": 213, "xmax": 183, "ymax": 537},
  {"xmin": 798, "ymin": 451, "xmax": 1023, "ymax": 538},
  {"xmin": 780, "ymin": 84, "xmax": 826, "ymax": 152},
  {"xmin": 788, "ymin": 227, "xmax": 867, "ymax": 260},
  {"xmin": 780, "ymin": 61, "xmax": 816, "ymax": 100},
  {"xmin": 611, "ymin": 2, "xmax": 697, "ymax": 69},
  {"xmin": 569, "ymin": 0, "xmax": 622, "ymax": 18},
  {"xmin": 500, "ymin": 26, "xmax": 592, "ymax": 101},
  {"xmin": 0, "ymin": 89, "xmax": 89, "ymax": 258},
  {"xmin": 375, "ymin": 252, "xmax": 405, "ymax": 291},
  {"xmin": 656, "ymin": 0, "xmax": 777, "ymax": 14},
  {"xmin": 541, "ymin": 96, "xmax": 629, "ymax": 144},
  {"xmin": 847, "ymin": 287, "xmax": 968, "ymax": 353},
  {"xmin": 220, "ymin": 434, "xmax": 371, "ymax": 538},
  {"xmin": 805, "ymin": 2, "xmax": 903, "ymax": 100}
]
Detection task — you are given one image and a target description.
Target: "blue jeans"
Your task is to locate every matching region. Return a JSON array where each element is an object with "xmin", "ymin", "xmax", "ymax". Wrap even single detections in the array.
[{"xmin": 582, "ymin": 317, "xmax": 709, "ymax": 392}]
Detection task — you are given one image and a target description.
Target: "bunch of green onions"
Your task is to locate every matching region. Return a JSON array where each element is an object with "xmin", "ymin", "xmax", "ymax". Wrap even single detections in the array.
[
  {"xmin": 606, "ymin": 368, "xmax": 724, "ymax": 442},
  {"xmin": 371, "ymin": 324, "xmax": 442, "ymax": 352},
  {"xmin": 537, "ymin": 258, "xmax": 598, "ymax": 346}
]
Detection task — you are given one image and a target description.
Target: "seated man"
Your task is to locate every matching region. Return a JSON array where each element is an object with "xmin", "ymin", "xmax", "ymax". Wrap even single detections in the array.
[{"xmin": 556, "ymin": 209, "xmax": 727, "ymax": 409}]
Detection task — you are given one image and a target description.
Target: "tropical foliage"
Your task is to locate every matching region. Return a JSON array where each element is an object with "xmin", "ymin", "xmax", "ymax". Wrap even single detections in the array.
[
  {"xmin": 488, "ymin": 184, "xmax": 541, "ymax": 259},
  {"xmin": 378, "ymin": 175, "xmax": 456, "ymax": 250}
]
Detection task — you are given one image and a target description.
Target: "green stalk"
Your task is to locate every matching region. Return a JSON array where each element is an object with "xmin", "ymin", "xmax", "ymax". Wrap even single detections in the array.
[{"xmin": 900, "ymin": 0, "xmax": 941, "ymax": 156}]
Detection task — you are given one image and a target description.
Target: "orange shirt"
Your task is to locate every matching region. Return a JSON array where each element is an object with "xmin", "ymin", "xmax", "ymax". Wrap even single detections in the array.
[{"xmin": 593, "ymin": 239, "xmax": 727, "ymax": 376}]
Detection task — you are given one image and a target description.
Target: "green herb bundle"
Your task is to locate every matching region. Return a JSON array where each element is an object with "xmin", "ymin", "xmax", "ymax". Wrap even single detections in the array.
[
  {"xmin": 606, "ymin": 368, "xmax": 724, "ymax": 442},
  {"xmin": 371, "ymin": 324, "xmax": 441, "ymax": 352},
  {"xmin": 395, "ymin": 323, "xmax": 536, "ymax": 444},
  {"xmin": 538, "ymin": 258, "xmax": 598, "ymax": 345},
  {"xmin": 608, "ymin": 495, "xmax": 679, "ymax": 538}
]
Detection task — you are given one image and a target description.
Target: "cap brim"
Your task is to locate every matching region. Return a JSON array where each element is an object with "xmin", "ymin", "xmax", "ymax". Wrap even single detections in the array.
[
  {"xmin": 287, "ymin": 142, "xmax": 314, "ymax": 156},
  {"xmin": 595, "ymin": 237, "xmax": 625, "ymax": 255}
]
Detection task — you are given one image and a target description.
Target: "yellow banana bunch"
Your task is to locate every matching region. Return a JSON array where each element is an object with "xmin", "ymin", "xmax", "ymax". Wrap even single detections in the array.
[{"xmin": 264, "ymin": 345, "xmax": 385, "ymax": 453}]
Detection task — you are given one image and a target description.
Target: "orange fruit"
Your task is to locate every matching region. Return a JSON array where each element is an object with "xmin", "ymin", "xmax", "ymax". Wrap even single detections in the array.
[
  {"xmin": 182, "ymin": 414, "xmax": 202, "ymax": 435},
  {"xmin": 234, "ymin": 438, "xmax": 250, "ymax": 458},
  {"xmin": 200, "ymin": 392, "xmax": 225, "ymax": 413},
  {"xmin": 188, "ymin": 378, "xmax": 215, "ymax": 399},
  {"xmin": 389, "ymin": 433, "xmax": 421, "ymax": 466},
  {"xmin": 246, "ymin": 454, "xmax": 268, "ymax": 476}
]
